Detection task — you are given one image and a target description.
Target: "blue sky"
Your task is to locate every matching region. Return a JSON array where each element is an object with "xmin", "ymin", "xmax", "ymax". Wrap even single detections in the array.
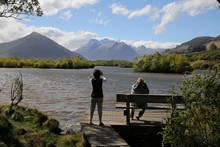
[{"xmin": 0, "ymin": 0, "xmax": 219, "ymax": 51}]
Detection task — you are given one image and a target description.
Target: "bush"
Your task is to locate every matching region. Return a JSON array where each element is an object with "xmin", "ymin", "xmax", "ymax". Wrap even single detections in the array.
[
  {"xmin": 24, "ymin": 134, "xmax": 46, "ymax": 147},
  {"xmin": 56, "ymin": 134, "xmax": 83, "ymax": 147},
  {"xmin": 11, "ymin": 111, "xmax": 24, "ymax": 122},
  {"xmin": 0, "ymin": 141, "xmax": 7, "ymax": 147},
  {"xmin": 43, "ymin": 118, "xmax": 61, "ymax": 134},
  {"xmin": 0, "ymin": 115, "xmax": 12, "ymax": 134},
  {"xmin": 161, "ymin": 70, "xmax": 220, "ymax": 147},
  {"xmin": 133, "ymin": 53, "xmax": 192, "ymax": 73},
  {"xmin": 29, "ymin": 109, "xmax": 48, "ymax": 126},
  {"xmin": 191, "ymin": 60, "xmax": 215, "ymax": 69}
]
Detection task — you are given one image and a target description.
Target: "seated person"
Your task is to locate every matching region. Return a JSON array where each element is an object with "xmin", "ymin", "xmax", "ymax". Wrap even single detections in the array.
[{"xmin": 130, "ymin": 77, "xmax": 149, "ymax": 120}]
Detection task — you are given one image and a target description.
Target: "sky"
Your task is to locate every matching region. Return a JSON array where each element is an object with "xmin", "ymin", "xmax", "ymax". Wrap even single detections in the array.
[{"xmin": 0, "ymin": 0, "xmax": 219, "ymax": 51}]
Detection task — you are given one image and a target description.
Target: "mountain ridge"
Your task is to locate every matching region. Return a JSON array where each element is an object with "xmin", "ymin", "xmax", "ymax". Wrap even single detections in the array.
[
  {"xmin": 167, "ymin": 35, "xmax": 220, "ymax": 53},
  {"xmin": 75, "ymin": 38, "xmax": 163, "ymax": 61},
  {"xmin": 2, "ymin": 32, "xmax": 218, "ymax": 61},
  {"xmin": 0, "ymin": 32, "xmax": 82, "ymax": 59}
]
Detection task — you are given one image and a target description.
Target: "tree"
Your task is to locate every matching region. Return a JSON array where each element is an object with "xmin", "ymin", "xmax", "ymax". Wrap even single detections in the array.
[
  {"xmin": 0, "ymin": 0, "xmax": 43, "ymax": 19},
  {"xmin": 8, "ymin": 73, "xmax": 23, "ymax": 115},
  {"xmin": 218, "ymin": 0, "xmax": 220, "ymax": 8}
]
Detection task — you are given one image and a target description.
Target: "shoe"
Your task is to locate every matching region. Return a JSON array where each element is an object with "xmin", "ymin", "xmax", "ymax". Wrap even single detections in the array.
[
  {"xmin": 99, "ymin": 122, "xmax": 104, "ymax": 126},
  {"xmin": 89, "ymin": 122, "xmax": 94, "ymax": 125},
  {"xmin": 136, "ymin": 116, "xmax": 140, "ymax": 120}
]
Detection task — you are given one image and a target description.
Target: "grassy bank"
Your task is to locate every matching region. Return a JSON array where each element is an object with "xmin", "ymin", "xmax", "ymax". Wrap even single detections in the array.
[{"xmin": 0, "ymin": 104, "xmax": 84, "ymax": 147}]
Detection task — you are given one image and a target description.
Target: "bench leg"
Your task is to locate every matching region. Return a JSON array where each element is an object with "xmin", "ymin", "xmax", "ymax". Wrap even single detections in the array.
[{"xmin": 126, "ymin": 101, "xmax": 130, "ymax": 125}]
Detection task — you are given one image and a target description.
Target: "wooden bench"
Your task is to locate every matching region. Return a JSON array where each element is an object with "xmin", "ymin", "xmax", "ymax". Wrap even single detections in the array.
[{"xmin": 116, "ymin": 93, "xmax": 183, "ymax": 125}]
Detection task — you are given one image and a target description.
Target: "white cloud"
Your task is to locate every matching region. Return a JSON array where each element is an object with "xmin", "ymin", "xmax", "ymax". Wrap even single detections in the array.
[
  {"xmin": 0, "ymin": 18, "xmax": 179, "ymax": 51},
  {"xmin": 110, "ymin": 1, "xmax": 217, "ymax": 34},
  {"xmin": 90, "ymin": 12, "xmax": 110, "ymax": 25},
  {"xmin": 37, "ymin": 29, "xmax": 98, "ymax": 51},
  {"xmin": 110, "ymin": 3, "xmax": 130, "ymax": 16},
  {"xmin": 123, "ymin": 40, "xmax": 179, "ymax": 49},
  {"xmin": 39, "ymin": 0, "xmax": 99, "ymax": 16},
  {"xmin": 128, "ymin": 5, "xmax": 158, "ymax": 19},
  {"xmin": 154, "ymin": 0, "xmax": 217, "ymax": 34},
  {"xmin": 60, "ymin": 11, "xmax": 72, "ymax": 21},
  {"xmin": 0, "ymin": 18, "xmax": 30, "ymax": 42},
  {"xmin": 110, "ymin": 3, "xmax": 157, "ymax": 19},
  {"xmin": 0, "ymin": 18, "xmax": 97, "ymax": 51}
]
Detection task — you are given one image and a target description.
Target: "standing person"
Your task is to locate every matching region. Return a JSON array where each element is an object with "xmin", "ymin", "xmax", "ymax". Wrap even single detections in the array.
[
  {"xmin": 131, "ymin": 77, "xmax": 149, "ymax": 120},
  {"xmin": 89, "ymin": 69, "xmax": 106, "ymax": 126}
]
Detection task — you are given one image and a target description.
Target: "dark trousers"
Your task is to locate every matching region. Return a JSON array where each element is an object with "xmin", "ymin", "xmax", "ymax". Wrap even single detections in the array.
[{"xmin": 131, "ymin": 108, "xmax": 145, "ymax": 119}]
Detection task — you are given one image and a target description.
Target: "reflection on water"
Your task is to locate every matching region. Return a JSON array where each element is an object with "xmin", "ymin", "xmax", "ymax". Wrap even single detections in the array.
[{"xmin": 0, "ymin": 66, "xmax": 184, "ymax": 131}]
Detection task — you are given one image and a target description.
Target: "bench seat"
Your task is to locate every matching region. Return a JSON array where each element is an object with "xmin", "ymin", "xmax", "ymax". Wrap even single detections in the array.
[{"xmin": 115, "ymin": 93, "xmax": 184, "ymax": 124}]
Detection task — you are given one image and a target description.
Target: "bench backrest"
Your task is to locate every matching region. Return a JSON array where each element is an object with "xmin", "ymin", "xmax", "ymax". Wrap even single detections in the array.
[{"xmin": 116, "ymin": 93, "xmax": 183, "ymax": 104}]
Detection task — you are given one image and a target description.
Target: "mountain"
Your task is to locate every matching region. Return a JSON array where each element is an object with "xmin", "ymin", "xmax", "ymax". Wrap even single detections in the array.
[
  {"xmin": 167, "ymin": 35, "xmax": 220, "ymax": 53},
  {"xmin": 75, "ymin": 39, "xmax": 139, "ymax": 61},
  {"xmin": 134, "ymin": 45, "xmax": 165, "ymax": 56},
  {"xmin": 75, "ymin": 39, "xmax": 162, "ymax": 61},
  {"xmin": 0, "ymin": 32, "xmax": 82, "ymax": 59}
]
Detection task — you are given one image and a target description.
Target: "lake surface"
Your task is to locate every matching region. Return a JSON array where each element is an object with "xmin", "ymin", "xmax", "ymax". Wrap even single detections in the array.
[{"xmin": 0, "ymin": 66, "xmax": 185, "ymax": 131}]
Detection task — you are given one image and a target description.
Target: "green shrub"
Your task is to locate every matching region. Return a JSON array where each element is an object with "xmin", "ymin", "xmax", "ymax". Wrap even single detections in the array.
[
  {"xmin": 161, "ymin": 70, "xmax": 220, "ymax": 147},
  {"xmin": 56, "ymin": 134, "xmax": 83, "ymax": 147},
  {"xmin": 11, "ymin": 111, "xmax": 24, "ymax": 122},
  {"xmin": 0, "ymin": 57, "xmax": 94, "ymax": 69},
  {"xmin": 43, "ymin": 118, "xmax": 61, "ymax": 134},
  {"xmin": 24, "ymin": 134, "xmax": 46, "ymax": 147},
  {"xmin": 133, "ymin": 53, "xmax": 192, "ymax": 73},
  {"xmin": 29, "ymin": 109, "xmax": 48, "ymax": 126},
  {"xmin": 191, "ymin": 60, "xmax": 215, "ymax": 69},
  {"xmin": 0, "ymin": 141, "xmax": 7, "ymax": 147},
  {"xmin": 0, "ymin": 115, "xmax": 12, "ymax": 134}
]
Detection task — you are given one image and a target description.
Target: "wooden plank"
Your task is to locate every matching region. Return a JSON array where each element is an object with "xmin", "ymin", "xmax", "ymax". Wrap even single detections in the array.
[
  {"xmin": 81, "ymin": 110, "xmax": 169, "ymax": 126},
  {"xmin": 116, "ymin": 93, "xmax": 127, "ymax": 102},
  {"xmin": 116, "ymin": 94, "xmax": 182, "ymax": 104},
  {"xmin": 81, "ymin": 123, "xmax": 128, "ymax": 147},
  {"xmin": 116, "ymin": 103, "xmax": 185, "ymax": 110}
]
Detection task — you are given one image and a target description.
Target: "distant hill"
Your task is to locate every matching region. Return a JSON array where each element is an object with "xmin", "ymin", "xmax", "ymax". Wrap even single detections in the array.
[
  {"xmin": 134, "ymin": 45, "xmax": 165, "ymax": 56},
  {"xmin": 75, "ymin": 39, "xmax": 162, "ymax": 61},
  {"xmin": 0, "ymin": 32, "xmax": 82, "ymax": 59},
  {"xmin": 167, "ymin": 35, "xmax": 220, "ymax": 53}
]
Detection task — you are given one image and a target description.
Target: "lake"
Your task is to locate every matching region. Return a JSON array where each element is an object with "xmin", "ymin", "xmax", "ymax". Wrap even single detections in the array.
[{"xmin": 0, "ymin": 66, "xmax": 184, "ymax": 131}]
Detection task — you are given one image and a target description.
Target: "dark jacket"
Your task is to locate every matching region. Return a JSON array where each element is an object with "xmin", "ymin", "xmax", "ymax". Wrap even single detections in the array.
[
  {"xmin": 91, "ymin": 78, "xmax": 103, "ymax": 98},
  {"xmin": 131, "ymin": 83, "xmax": 149, "ymax": 94},
  {"xmin": 131, "ymin": 83, "xmax": 149, "ymax": 108}
]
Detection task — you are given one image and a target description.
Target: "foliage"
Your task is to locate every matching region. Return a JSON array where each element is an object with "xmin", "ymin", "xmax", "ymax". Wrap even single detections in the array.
[
  {"xmin": 0, "ymin": 56, "xmax": 95, "ymax": 69},
  {"xmin": 0, "ymin": 115, "xmax": 12, "ymax": 134},
  {"xmin": 133, "ymin": 52, "xmax": 192, "ymax": 73},
  {"xmin": 57, "ymin": 133, "xmax": 84, "ymax": 147},
  {"xmin": 94, "ymin": 60, "xmax": 133, "ymax": 67},
  {"xmin": 43, "ymin": 118, "xmax": 61, "ymax": 134},
  {"xmin": 187, "ymin": 50, "xmax": 220, "ymax": 62},
  {"xmin": 191, "ymin": 60, "xmax": 216, "ymax": 70},
  {"xmin": 0, "ymin": 105, "xmax": 83, "ymax": 146},
  {"xmin": 0, "ymin": 0, "xmax": 43, "ymax": 19},
  {"xmin": 187, "ymin": 50, "xmax": 220, "ymax": 70},
  {"xmin": 207, "ymin": 42, "xmax": 218, "ymax": 51},
  {"xmin": 0, "ymin": 76, "xmax": 83, "ymax": 146},
  {"xmin": 161, "ymin": 70, "xmax": 220, "ymax": 147}
]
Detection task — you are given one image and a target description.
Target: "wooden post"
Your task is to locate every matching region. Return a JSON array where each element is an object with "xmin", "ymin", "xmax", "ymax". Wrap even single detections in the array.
[{"xmin": 126, "ymin": 94, "xmax": 130, "ymax": 125}]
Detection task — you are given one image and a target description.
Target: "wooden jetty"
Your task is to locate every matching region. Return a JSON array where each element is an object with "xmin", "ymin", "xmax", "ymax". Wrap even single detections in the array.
[
  {"xmin": 81, "ymin": 109, "xmax": 170, "ymax": 146},
  {"xmin": 80, "ymin": 94, "xmax": 183, "ymax": 146},
  {"xmin": 81, "ymin": 123, "xmax": 128, "ymax": 147}
]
